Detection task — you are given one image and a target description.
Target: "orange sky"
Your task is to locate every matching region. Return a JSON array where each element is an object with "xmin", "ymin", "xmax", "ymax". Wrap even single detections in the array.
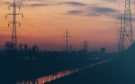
[{"xmin": 0, "ymin": 0, "xmax": 135, "ymax": 52}]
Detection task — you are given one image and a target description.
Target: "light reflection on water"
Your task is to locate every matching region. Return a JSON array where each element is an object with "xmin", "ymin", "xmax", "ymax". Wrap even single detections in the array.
[
  {"xmin": 17, "ymin": 60, "xmax": 110, "ymax": 84},
  {"xmin": 17, "ymin": 69, "xmax": 79, "ymax": 84}
]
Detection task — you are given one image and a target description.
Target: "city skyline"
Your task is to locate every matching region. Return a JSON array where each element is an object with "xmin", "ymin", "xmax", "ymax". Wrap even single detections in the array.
[{"xmin": 0, "ymin": 0, "xmax": 135, "ymax": 51}]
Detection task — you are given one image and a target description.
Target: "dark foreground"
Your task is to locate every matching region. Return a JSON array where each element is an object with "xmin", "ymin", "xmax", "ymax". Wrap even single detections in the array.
[
  {"xmin": 49, "ymin": 45, "xmax": 135, "ymax": 84},
  {"xmin": 0, "ymin": 50, "xmax": 109, "ymax": 84},
  {"xmin": 1, "ymin": 43, "xmax": 135, "ymax": 84}
]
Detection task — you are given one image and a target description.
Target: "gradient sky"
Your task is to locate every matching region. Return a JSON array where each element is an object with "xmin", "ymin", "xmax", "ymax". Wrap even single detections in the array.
[{"xmin": 0, "ymin": 0, "xmax": 135, "ymax": 52}]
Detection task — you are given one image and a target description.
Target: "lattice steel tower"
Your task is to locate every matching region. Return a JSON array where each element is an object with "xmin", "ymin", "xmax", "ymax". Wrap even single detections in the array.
[
  {"xmin": 118, "ymin": 15, "xmax": 124, "ymax": 52},
  {"xmin": 83, "ymin": 40, "xmax": 88, "ymax": 52},
  {"xmin": 5, "ymin": 0, "xmax": 23, "ymax": 48},
  {"xmin": 119, "ymin": 0, "xmax": 133, "ymax": 52},
  {"xmin": 64, "ymin": 30, "xmax": 70, "ymax": 51}
]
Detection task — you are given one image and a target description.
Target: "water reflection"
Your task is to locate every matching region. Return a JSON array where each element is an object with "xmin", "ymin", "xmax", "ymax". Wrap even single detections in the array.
[
  {"xmin": 17, "ymin": 60, "xmax": 109, "ymax": 84},
  {"xmin": 17, "ymin": 69, "xmax": 79, "ymax": 84}
]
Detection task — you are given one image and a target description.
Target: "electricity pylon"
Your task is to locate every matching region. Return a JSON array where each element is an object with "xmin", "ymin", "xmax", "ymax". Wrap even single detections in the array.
[
  {"xmin": 118, "ymin": 15, "xmax": 124, "ymax": 52},
  {"xmin": 5, "ymin": 0, "xmax": 23, "ymax": 48},
  {"xmin": 83, "ymin": 40, "xmax": 88, "ymax": 52},
  {"xmin": 118, "ymin": 0, "xmax": 133, "ymax": 52},
  {"xmin": 64, "ymin": 30, "xmax": 71, "ymax": 51}
]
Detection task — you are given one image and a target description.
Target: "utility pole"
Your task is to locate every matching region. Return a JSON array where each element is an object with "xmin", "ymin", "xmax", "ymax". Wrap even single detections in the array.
[
  {"xmin": 5, "ymin": 0, "xmax": 23, "ymax": 48},
  {"xmin": 118, "ymin": 0, "xmax": 133, "ymax": 52}
]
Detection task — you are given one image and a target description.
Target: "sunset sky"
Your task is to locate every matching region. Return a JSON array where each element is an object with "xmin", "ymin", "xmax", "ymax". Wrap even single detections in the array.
[{"xmin": 0, "ymin": 0, "xmax": 135, "ymax": 52}]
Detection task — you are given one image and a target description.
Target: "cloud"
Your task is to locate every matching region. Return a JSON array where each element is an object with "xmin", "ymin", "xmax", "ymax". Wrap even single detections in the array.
[
  {"xmin": 67, "ymin": 10, "xmax": 83, "ymax": 15},
  {"xmin": 66, "ymin": 6, "xmax": 119, "ymax": 18},
  {"xmin": 101, "ymin": 0, "xmax": 117, "ymax": 2},
  {"xmin": 58, "ymin": 1, "xmax": 87, "ymax": 6},
  {"xmin": 90, "ymin": 6, "xmax": 118, "ymax": 15},
  {"xmin": 115, "ymin": 14, "xmax": 135, "ymax": 23},
  {"xmin": 0, "ymin": 0, "xmax": 50, "ymax": 7},
  {"xmin": 29, "ymin": 3, "xmax": 48, "ymax": 7}
]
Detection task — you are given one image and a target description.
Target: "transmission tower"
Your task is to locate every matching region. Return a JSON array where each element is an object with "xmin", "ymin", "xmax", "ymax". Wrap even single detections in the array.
[
  {"xmin": 83, "ymin": 40, "xmax": 88, "ymax": 52},
  {"xmin": 64, "ymin": 30, "xmax": 71, "ymax": 51},
  {"xmin": 5, "ymin": 0, "xmax": 23, "ymax": 48},
  {"xmin": 119, "ymin": 0, "xmax": 133, "ymax": 52},
  {"xmin": 118, "ymin": 15, "xmax": 124, "ymax": 52}
]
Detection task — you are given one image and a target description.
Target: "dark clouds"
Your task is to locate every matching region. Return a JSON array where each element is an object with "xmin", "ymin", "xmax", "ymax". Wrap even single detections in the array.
[
  {"xmin": 91, "ymin": 6, "xmax": 118, "ymax": 15},
  {"xmin": 58, "ymin": 1, "xmax": 87, "ymax": 6},
  {"xmin": 101, "ymin": 0, "xmax": 116, "ymax": 2},
  {"xmin": 0, "ymin": 1, "xmax": 88, "ymax": 7},
  {"xmin": 0, "ymin": 0, "xmax": 49, "ymax": 7},
  {"xmin": 61, "ymin": 1, "xmax": 119, "ymax": 18},
  {"xmin": 29, "ymin": 3, "xmax": 48, "ymax": 7},
  {"xmin": 67, "ymin": 10, "xmax": 83, "ymax": 15},
  {"xmin": 0, "ymin": 0, "xmax": 120, "ymax": 18},
  {"xmin": 67, "ymin": 6, "xmax": 119, "ymax": 17}
]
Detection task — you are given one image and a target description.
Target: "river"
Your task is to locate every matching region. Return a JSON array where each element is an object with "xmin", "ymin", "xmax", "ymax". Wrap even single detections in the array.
[{"xmin": 17, "ymin": 60, "xmax": 110, "ymax": 84}]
